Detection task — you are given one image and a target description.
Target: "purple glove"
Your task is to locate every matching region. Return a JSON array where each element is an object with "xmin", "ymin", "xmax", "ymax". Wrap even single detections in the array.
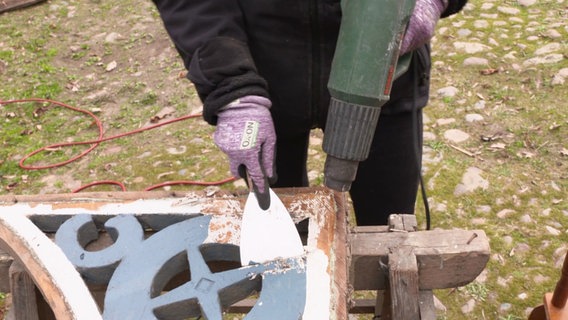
[
  {"xmin": 214, "ymin": 95, "xmax": 276, "ymax": 209},
  {"xmin": 400, "ymin": 0, "xmax": 448, "ymax": 55}
]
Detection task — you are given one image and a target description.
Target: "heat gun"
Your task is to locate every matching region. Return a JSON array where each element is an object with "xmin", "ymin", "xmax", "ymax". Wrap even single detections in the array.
[{"xmin": 323, "ymin": 0, "xmax": 417, "ymax": 192}]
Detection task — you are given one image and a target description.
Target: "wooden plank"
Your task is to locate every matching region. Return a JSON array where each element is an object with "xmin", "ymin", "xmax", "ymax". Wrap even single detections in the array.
[
  {"xmin": 0, "ymin": 213, "xmax": 102, "ymax": 320},
  {"xmin": 0, "ymin": 0, "xmax": 45, "ymax": 13},
  {"xmin": 330, "ymin": 191, "xmax": 350, "ymax": 319},
  {"xmin": 388, "ymin": 214, "xmax": 417, "ymax": 232},
  {"xmin": 349, "ymin": 299, "xmax": 376, "ymax": 314},
  {"xmin": 349, "ymin": 290, "xmax": 436, "ymax": 317},
  {"xmin": 0, "ymin": 250, "xmax": 13, "ymax": 293},
  {"xmin": 9, "ymin": 261, "xmax": 39, "ymax": 320},
  {"xmin": 352, "ymin": 225, "xmax": 390, "ymax": 234},
  {"xmin": 388, "ymin": 247, "xmax": 420, "ymax": 319},
  {"xmin": 350, "ymin": 229, "xmax": 490, "ymax": 290}
]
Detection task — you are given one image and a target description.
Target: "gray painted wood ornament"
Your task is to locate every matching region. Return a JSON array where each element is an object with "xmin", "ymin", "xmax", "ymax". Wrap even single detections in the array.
[{"xmin": 55, "ymin": 214, "xmax": 307, "ymax": 319}]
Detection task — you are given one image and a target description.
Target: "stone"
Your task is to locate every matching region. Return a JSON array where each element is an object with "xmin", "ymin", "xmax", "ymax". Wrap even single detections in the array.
[
  {"xmin": 546, "ymin": 225, "xmax": 561, "ymax": 236},
  {"xmin": 498, "ymin": 6, "xmax": 521, "ymax": 15},
  {"xmin": 471, "ymin": 218, "xmax": 487, "ymax": 225},
  {"xmin": 461, "ymin": 299, "xmax": 476, "ymax": 314},
  {"xmin": 423, "ymin": 131, "xmax": 437, "ymax": 141},
  {"xmin": 433, "ymin": 295, "xmax": 447, "ymax": 312},
  {"xmin": 523, "ymin": 54, "xmax": 564, "ymax": 66},
  {"xmin": 518, "ymin": 0, "xmax": 537, "ymax": 6},
  {"xmin": 104, "ymin": 32, "xmax": 123, "ymax": 43},
  {"xmin": 436, "ymin": 118, "xmax": 456, "ymax": 126},
  {"xmin": 520, "ymin": 214, "xmax": 532, "ymax": 223},
  {"xmin": 552, "ymin": 67, "xmax": 568, "ymax": 85},
  {"xmin": 474, "ymin": 20, "xmax": 490, "ymax": 29},
  {"xmin": 499, "ymin": 303, "xmax": 512, "ymax": 312},
  {"xmin": 476, "ymin": 205, "xmax": 492, "ymax": 214},
  {"xmin": 496, "ymin": 209, "xmax": 516, "ymax": 219},
  {"xmin": 457, "ymin": 28, "xmax": 472, "ymax": 37},
  {"xmin": 474, "ymin": 100, "xmax": 486, "ymax": 110},
  {"xmin": 546, "ymin": 29, "xmax": 562, "ymax": 39},
  {"xmin": 437, "ymin": 86, "xmax": 459, "ymax": 97},
  {"xmin": 480, "ymin": 13, "xmax": 498, "ymax": 19},
  {"xmin": 444, "ymin": 129, "xmax": 470, "ymax": 143},
  {"xmin": 533, "ymin": 274, "xmax": 549, "ymax": 284},
  {"xmin": 465, "ymin": 114, "xmax": 484, "ymax": 122},
  {"xmin": 453, "ymin": 42, "xmax": 492, "ymax": 54},
  {"xmin": 454, "ymin": 167, "xmax": 489, "ymax": 196},
  {"xmin": 463, "ymin": 57, "xmax": 489, "ymax": 66},
  {"xmin": 535, "ymin": 43, "xmax": 562, "ymax": 55}
]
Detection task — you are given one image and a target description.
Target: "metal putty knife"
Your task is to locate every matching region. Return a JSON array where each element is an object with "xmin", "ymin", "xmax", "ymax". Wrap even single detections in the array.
[{"xmin": 240, "ymin": 187, "xmax": 304, "ymax": 266}]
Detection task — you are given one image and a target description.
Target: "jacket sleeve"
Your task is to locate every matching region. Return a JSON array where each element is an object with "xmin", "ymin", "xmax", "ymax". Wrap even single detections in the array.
[
  {"xmin": 441, "ymin": 0, "xmax": 468, "ymax": 18},
  {"xmin": 151, "ymin": 1, "xmax": 269, "ymax": 125}
]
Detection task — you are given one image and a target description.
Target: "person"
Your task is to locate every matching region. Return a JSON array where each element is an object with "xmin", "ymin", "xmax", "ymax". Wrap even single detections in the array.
[{"xmin": 151, "ymin": 0, "xmax": 468, "ymax": 225}]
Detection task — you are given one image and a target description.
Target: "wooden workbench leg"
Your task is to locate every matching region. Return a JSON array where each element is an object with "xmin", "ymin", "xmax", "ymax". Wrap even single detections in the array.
[
  {"xmin": 419, "ymin": 290, "xmax": 436, "ymax": 320},
  {"xmin": 374, "ymin": 290, "xmax": 384, "ymax": 317},
  {"xmin": 381, "ymin": 286, "xmax": 393, "ymax": 320},
  {"xmin": 9, "ymin": 261, "xmax": 39, "ymax": 320},
  {"xmin": 388, "ymin": 247, "xmax": 420, "ymax": 319}
]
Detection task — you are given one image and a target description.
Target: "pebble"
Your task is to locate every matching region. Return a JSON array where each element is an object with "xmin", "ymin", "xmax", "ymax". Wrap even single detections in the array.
[
  {"xmin": 461, "ymin": 299, "xmax": 476, "ymax": 314},
  {"xmin": 166, "ymin": 146, "xmax": 187, "ymax": 155},
  {"xmin": 436, "ymin": 118, "xmax": 456, "ymax": 126},
  {"xmin": 499, "ymin": 303, "xmax": 513, "ymax": 312},
  {"xmin": 498, "ymin": 6, "xmax": 521, "ymax": 15},
  {"xmin": 523, "ymin": 54, "xmax": 564, "ymax": 66},
  {"xmin": 535, "ymin": 43, "xmax": 562, "ymax": 55},
  {"xmin": 104, "ymin": 32, "xmax": 123, "ymax": 43},
  {"xmin": 533, "ymin": 274, "xmax": 549, "ymax": 284},
  {"xmin": 518, "ymin": 0, "xmax": 537, "ymax": 6},
  {"xmin": 454, "ymin": 167, "xmax": 489, "ymax": 196},
  {"xmin": 474, "ymin": 20, "xmax": 490, "ymax": 29},
  {"xmin": 552, "ymin": 67, "xmax": 568, "ymax": 85},
  {"xmin": 463, "ymin": 57, "xmax": 489, "ymax": 66},
  {"xmin": 423, "ymin": 131, "xmax": 437, "ymax": 141},
  {"xmin": 437, "ymin": 86, "xmax": 459, "ymax": 97},
  {"xmin": 473, "ymin": 100, "xmax": 486, "ymax": 110},
  {"xmin": 546, "ymin": 226, "xmax": 561, "ymax": 236},
  {"xmin": 497, "ymin": 209, "xmax": 516, "ymax": 219},
  {"xmin": 465, "ymin": 114, "xmax": 484, "ymax": 122},
  {"xmin": 444, "ymin": 129, "xmax": 470, "ymax": 143},
  {"xmin": 546, "ymin": 29, "xmax": 562, "ymax": 39},
  {"xmin": 453, "ymin": 42, "xmax": 492, "ymax": 54},
  {"xmin": 457, "ymin": 29, "xmax": 472, "ymax": 37},
  {"xmin": 476, "ymin": 205, "xmax": 492, "ymax": 214},
  {"xmin": 471, "ymin": 218, "xmax": 487, "ymax": 225},
  {"xmin": 433, "ymin": 295, "xmax": 447, "ymax": 312}
]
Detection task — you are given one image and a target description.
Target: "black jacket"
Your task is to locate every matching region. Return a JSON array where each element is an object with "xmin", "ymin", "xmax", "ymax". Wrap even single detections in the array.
[{"xmin": 152, "ymin": 0, "xmax": 468, "ymax": 137}]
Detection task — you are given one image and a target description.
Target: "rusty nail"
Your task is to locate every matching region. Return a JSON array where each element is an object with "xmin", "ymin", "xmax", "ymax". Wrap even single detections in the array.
[{"xmin": 466, "ymin": 232, "xmax": 478, "ymax": 245}]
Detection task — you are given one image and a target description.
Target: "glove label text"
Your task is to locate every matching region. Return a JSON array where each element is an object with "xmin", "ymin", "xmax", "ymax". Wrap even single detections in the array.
[{"xmin": 240, "ymin": 121, "xmax": 259, "ymax": 149}]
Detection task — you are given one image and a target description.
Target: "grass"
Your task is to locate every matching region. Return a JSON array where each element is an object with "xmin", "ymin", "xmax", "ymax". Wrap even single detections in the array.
[{"xmin": 1, "ymin": 0, "xmax": 567, "ymax": 319}]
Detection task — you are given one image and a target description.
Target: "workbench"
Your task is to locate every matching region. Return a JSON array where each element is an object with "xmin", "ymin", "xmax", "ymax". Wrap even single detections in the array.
[{"xmin": 0, "ymin": 187, "xmax": 489, "ymax": 319}]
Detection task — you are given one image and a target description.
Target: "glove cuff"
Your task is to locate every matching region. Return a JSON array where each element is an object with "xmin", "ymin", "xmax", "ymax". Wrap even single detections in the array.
[
  {"xmin": 221, "ymin": 95, "xmax": 272, "ymax": 112},
  {"xmin": 429, "ymin": 0, "xmax": 449, "ymax": 18}
]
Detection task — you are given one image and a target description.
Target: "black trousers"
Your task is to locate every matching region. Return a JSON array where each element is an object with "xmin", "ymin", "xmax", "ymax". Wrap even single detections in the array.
[{"xmin": 272, "ymin": 109, "xmax": 423, "ymax": 226}]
